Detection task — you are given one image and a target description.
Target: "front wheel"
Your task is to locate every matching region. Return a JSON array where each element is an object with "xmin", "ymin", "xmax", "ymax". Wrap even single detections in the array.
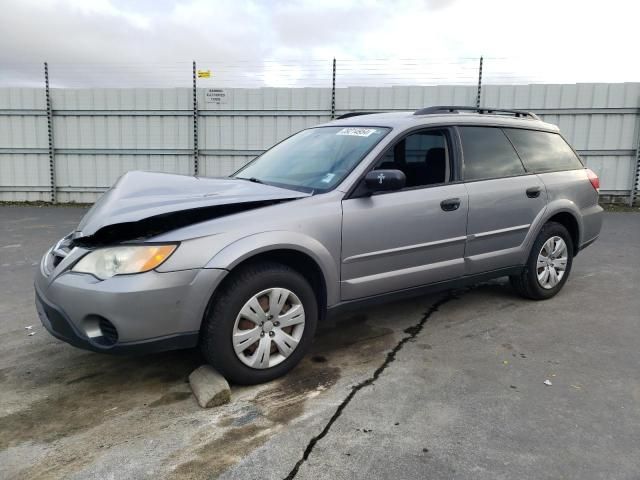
[
  {"xmin": 510, "ymin": 221, "xmax": 573, "ymax": 300},
  {"xmin": 200, "ymin": 261, "xmax": 318, "ymax": 385}
]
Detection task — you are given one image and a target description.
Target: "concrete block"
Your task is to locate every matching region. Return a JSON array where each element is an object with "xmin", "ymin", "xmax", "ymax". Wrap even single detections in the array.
[{"xmin": 189, "ymin": 365, "xmax": 231, "ymax": 408}]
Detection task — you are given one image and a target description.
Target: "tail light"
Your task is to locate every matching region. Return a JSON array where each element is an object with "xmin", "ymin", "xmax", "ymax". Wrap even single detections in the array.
[{"xmin": 586, "ymin": 168, "xmax": 600, "ymax": 192}]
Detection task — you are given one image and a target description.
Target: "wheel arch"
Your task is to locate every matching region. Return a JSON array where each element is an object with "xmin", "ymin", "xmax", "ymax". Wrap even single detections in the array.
[
  {"xmin": 539, "ymin": 198, "xmax": 583, "ymax": 254},
  {"xmin": 521, "ymin": 201, "xmax": 583, "ymax": 264},
  {"xmin": 205, "ymin": 231, "xmax": 339, "ymax": 316},
  {"xmin": 545, "ymin": 211, "xmax": 580, "ymax": 255}
]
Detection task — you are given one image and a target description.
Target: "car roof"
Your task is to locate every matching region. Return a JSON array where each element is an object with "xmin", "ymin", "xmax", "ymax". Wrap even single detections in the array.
[{"xmin": 321, "ymin": 111, "xmax": 560, "ymax": 133}]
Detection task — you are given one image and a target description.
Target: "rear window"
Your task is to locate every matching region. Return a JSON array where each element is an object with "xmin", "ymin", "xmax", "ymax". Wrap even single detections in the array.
[
  {"xmin": 504, "ymin": 129, "xmax": 583, "ymax": 173},
  {"xmin": 459, "ymin": 126, "xmax": 525, "ymax": 181}
]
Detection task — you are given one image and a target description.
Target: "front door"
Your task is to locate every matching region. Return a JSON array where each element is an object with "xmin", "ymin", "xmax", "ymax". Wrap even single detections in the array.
[{"xmin": 340, "ymin": 128, "xmax": 468, "ymax": 300}]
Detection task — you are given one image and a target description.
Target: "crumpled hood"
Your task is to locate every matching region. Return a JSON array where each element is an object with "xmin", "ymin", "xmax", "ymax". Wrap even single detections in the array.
[{"xmin": 76, "ymin": 171, "xmax": 309, "ymax": 238}]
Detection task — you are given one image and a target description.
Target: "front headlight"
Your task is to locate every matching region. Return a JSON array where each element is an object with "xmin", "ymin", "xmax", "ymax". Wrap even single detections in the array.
[{"xmin": 72, "ymin": 245, "xmax": 177, "ymax": 280}]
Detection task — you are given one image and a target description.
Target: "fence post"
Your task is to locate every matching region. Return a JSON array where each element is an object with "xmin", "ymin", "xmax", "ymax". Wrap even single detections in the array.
[
  {"xmin": 44, "ymin": 62, "xmax": 56, "ymax": 203},
  {"xmin": 331, "ymin": 58, "xmax": 336, "ymax": 119},
  {"xmin": 631, "ymin": 119, "xmax": 640, "ymax": 206},
  {"xmin": 476, "ymin": 56, "xmax": 483, "ymax": 108},
  {"xmin": 192, "ymin": 60, "xmax": 199, "ymax": 176}
]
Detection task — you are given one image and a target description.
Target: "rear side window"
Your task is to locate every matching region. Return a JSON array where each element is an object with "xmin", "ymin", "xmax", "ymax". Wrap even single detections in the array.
[
  {"xmin": 459, "ymin": 126, "xmax": 525, "ymax": 181},
  {"xmin": 504, "ymin": 129, "xmax": 583, "ymax": 173}
]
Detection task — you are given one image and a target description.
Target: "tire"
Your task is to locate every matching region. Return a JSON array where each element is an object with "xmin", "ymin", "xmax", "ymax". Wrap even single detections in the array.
[
  {"xmin": 200, "ymin": 261, "xmax": 318, "ymax": 385},
  {"xmin": 510, "ymin": 221, "xmax": 574, "ymax": 300}
]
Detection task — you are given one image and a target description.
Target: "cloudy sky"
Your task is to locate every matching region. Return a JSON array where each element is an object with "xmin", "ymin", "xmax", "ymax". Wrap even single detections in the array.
[{"xmin": 0, "ymin": 0, "xmax": 638, "ymax": 87}]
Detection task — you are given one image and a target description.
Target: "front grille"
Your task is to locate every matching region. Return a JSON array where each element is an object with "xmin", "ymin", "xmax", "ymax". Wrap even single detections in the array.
[
  {"xmin": 44, "ymin": 233, "xmax": 74, "ymax": 275},
  {"xmin": 98, "ymin": 318, "xmax": 119, "ymax": 345},
  {"xmin": 52, "ymin": 252, "xmax": 65, "ymax": 268}
]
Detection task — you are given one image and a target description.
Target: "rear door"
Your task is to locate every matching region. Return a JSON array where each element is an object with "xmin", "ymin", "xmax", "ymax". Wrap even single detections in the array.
[
  {"xmin": 458, "ymin": 126, "xmax": 547, "ymax": 275},
  {"xmin": 504, "ymin": 128, "xmax": 601, "ymax": 244},
  {"xmin": 340, "ymin": 128, "xmax": 468, "ymax": 300}
]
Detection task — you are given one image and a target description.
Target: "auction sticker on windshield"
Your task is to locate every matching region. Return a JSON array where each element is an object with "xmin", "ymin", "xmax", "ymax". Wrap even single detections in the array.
[{"xmin": 336, "ymin": 127, "xmax": 379, "ymax": 137}]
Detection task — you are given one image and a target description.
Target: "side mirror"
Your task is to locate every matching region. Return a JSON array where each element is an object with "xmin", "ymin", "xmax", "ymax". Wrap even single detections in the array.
[{"xmin": 364, "ymin": 169, "xmax": 406, "ymax": 192}]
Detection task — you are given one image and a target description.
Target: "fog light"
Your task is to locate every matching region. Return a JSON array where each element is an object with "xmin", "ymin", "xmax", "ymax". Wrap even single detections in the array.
[{"xmin": 83, "ymin": 315, "xmax": 119, "ymax": 347}]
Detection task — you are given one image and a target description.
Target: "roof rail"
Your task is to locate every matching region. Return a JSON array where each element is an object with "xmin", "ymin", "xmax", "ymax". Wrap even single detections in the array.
[
  {"xmin": 413, "ymin": 106, "xmax": 540, "ymax": 120},
  {"xmin": 335, "ymin": 111, "xmax": 381, "ymax": 120}
]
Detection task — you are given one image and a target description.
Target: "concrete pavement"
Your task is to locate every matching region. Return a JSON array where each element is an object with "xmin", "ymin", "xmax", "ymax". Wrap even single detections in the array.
[{"xmin": 0, "ymin": 206, "xmax": 638, "ymax": 479}]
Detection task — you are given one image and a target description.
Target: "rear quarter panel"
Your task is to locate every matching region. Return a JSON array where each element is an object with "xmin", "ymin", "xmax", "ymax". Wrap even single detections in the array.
[{"xmin": 537, "ymin": 169, "xmax": 603, "ymax": 246}]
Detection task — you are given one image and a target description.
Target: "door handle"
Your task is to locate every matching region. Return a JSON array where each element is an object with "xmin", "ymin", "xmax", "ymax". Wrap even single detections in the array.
[
  {"xmin": 526, "ymin": 186, "xmax": 542, "ymax": 198},
  {"xmin": 440, "ymin": 198, "xmax": 461, "ymax": 211}
]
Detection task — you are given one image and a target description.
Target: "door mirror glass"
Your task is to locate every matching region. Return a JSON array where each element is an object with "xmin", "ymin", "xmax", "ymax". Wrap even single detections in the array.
[{"xmin": 364, "ymin": 169, "xmax": 406, "ymax": 192}]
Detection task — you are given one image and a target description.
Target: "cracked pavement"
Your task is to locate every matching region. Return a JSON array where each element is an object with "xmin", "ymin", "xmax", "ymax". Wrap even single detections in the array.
[{"xmin": 1, "ymin": 206, "xmax": 639, "ymax": 480}]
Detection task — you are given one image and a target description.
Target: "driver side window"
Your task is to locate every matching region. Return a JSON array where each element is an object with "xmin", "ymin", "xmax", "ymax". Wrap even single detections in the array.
[{"xmin": 375, "ymin": 129, "xmax": 450, "ymax": 188}]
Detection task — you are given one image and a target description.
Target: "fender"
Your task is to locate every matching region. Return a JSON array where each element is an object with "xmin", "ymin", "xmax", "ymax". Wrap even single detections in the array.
[
  {"xmin": 205, "ymin": 230, "xmax": 340, "ymax": 306},
  {"xmin": 522, "ymin": 199, "xmax": 583, "ymax": 258}
]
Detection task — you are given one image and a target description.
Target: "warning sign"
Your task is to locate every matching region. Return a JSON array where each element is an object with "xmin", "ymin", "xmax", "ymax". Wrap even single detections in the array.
[{"xmin": 205, "ymin": 89, "xmax": 228, "ymax": 105}]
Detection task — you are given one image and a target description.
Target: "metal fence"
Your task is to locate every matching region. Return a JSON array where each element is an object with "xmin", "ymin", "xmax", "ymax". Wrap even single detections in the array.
[{"xmin": 0, "ymin": 63, "xmax": 638, "ymax": 204}]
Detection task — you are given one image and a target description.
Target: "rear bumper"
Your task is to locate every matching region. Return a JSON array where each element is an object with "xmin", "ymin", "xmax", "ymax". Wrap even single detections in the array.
[
  {"xmin": 580, "ymin": 204, "xmax": 603, "ymax": 250},
  {"xmin": 34, "ymin": 265, "xmax": 228, "ymax": 354},
  {"xmin": 575, "ymin": 203, "xmax": 603, "ymax": 255},
  {"xmin": 577, "ymin": 234, "xmax": 599, "ymax": 253}
]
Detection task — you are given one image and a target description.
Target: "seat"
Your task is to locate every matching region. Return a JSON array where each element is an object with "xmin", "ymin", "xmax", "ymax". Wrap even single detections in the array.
[
  {"xmin": 375, "ymin": 145, "xmax": 446, "ymax": 187},
  {"xmin": 424, "ymin": 147, "xmax": 446, "ymax": 184},
  {"xmin": 378, "ymin": 161, "xmax": 397, "ymax": 170}
]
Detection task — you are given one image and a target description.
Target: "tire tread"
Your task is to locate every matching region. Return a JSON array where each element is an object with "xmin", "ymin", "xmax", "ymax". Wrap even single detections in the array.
[
  {"xmin": 199, "ymin": 261, "xmax": 317, "ymax": 385},
  {"xmin": 510, "ymin": 221, "xmax": 573, "ymax": 301}
]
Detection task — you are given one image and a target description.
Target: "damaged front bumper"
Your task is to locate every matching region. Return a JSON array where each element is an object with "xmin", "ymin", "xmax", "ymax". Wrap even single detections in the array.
[{"xmin": 34, "ymin": 245, "xmax": 227, "ymax": 354}]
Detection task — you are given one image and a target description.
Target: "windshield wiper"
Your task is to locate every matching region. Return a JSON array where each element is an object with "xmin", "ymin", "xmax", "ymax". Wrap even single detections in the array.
[
  {"xmin": 234, "ymin": 176, "xmax": 314, "ymax": 194},
  {"xmin": 236, "ymin": 176, "xmax": 264, "ymax": 184}
]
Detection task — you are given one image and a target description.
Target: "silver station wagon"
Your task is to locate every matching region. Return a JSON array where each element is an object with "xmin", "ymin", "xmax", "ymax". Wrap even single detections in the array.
[{"xmin": 35, "ymin": 106, "xmax": 603, "ymax": 384}]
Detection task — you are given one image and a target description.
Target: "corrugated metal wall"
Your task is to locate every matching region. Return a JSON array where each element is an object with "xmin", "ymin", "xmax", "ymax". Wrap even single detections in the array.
[
  {"xmin": 1, "ymin": 83, "xmax": 638, "ymax": 202},
  {"xmin": 483, "ymin": 83, "xmax": 640, "ymax": 202}
]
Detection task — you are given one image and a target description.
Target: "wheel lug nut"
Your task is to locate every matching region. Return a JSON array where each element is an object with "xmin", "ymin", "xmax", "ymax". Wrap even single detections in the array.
[
  {"xmin": 274, "ymin": 321, "xmax": 280, "ymax": 327},
  {"xmin": 260, "ymin": 332, "xmax": 265, "ymax": 337},
  {"xmin": 269, "ymin": 331, "xmax": 275, "ymax": 337}
]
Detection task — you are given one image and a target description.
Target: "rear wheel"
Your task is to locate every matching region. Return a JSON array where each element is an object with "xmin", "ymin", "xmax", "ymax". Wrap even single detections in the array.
[
  {"xmin": 200, "ymin": 261, "xmax": 318, "ymax": 385},
  {"xmin": 510, "ymin": 221, "xmax": 573, "ymax": 300}
]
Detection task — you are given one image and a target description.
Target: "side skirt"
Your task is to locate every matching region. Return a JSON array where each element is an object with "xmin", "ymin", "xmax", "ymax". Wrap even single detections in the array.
[{"xmin": 326, "ymin": 266, "xmax": 523, "ymax": 319}]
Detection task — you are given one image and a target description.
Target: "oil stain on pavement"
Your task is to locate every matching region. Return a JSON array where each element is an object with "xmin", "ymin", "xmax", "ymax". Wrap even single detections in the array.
[{"xmin": 166, "ymin": 314, "xmax": 398, "ymax": 479}]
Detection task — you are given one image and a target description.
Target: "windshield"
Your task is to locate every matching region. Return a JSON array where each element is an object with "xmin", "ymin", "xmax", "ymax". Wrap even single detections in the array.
[{"xmin": 233, "ymin": 126, "xmax": 391, "ymax": 192}]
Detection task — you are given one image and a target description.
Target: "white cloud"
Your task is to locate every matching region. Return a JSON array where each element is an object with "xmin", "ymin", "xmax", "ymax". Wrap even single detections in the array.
[{"xmin": 0, "ymin": 0, "xmax": 638, "ymax": 86}]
